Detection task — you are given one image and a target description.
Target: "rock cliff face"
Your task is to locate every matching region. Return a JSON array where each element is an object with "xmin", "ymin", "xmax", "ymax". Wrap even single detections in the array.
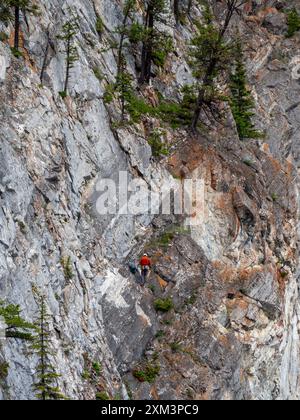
[{"xmin": 0, "ymin": 0, "xmax": 299, "ymax": 400}]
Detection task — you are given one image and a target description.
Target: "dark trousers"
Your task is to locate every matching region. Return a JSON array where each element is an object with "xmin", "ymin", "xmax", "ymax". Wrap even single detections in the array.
[{"xmin": 141, "ymin": 267, "xmax": 149, "ymax": 284}]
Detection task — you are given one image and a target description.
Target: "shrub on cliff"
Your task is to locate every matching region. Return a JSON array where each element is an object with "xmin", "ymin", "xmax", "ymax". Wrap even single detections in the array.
[
  {"xmin": 286, "ymin": 8, "xmax": 300, "ymax": 38},
  {"xmin": 154, "ymin": 297, "xmax": 174, "ymax": 312}
]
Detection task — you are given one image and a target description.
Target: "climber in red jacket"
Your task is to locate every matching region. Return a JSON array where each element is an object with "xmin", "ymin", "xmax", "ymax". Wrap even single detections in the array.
[{"xmin": 140, "ymin": 254, "xmax": 151, "ymax": 284}]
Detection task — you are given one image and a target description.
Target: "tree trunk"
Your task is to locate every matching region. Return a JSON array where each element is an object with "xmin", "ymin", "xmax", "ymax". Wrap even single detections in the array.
[
  {"xmin": 40, "ymin": 31, "xmax": 50, "ymax": 83},
  {"xmin": 174, "ymin": 0, "xmax": 180, "ymax": 24},
  {"xmin": 187, "ymin": 0, "xmax": 192, "ymax": 16},
  {"xmin": 14, "ymin": 6, "xmax": 20, "ymax": 50},
  {"xmin": 64, "ymin": 37, "xmax": 71, "ymax": 94},
  {"xmin": 117, "ymin": 6, "xmax": 132, "ymax": 76},
  {"xmin": 191, "ymin": 61, "xmax": 216, "ymax": 133},
  {"xmin": 41, "ymin": 302, "xmax": 46, "ymax": 401},
  {"xmin": 139, "ymin": 4, "xmax": 154, "ymax": 85}
]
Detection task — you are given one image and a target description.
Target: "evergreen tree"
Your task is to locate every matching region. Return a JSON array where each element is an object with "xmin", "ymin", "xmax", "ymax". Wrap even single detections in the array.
[
  {"xmin": 103, "ymin": 1, "xmax": 138, "ymax": 121},
  {"xmin": 57, "ymin": 16, "xmax": 79, "ymax": 98},
  {"xmin": 229, "ymin": 43, "xmax": 262, "ymax": 140},
  {"xmin": 0, "ymin": 301, "xmax": 35, "ymax": 340},
  {"xmin": 188, "ymin": 1, "xmax": 247, "ymax": 132},
  {"xmin": 116, "ymin": 0, "xmax": 137, "ymax": 76},
  {"xmin": 0, "ymin": 3, "xmax": 11, "ymax": 24},
  {"xmin": 116, "ymin": 55, "xmax": 135, "ymax": 120},
  {"xmin": 137, "ymin": 0, "xmax": 169, "ymax": 84},
  {"xmin": 286, "ymin": 8, "xmax": 300, "ymax": 38},
  {"xmin": 0, "ymin": 0, "xmax": 39, "ymax": 53},
  {"xmin": 31, "ymin": 294, "xmax": 66, "ymax": 400}
]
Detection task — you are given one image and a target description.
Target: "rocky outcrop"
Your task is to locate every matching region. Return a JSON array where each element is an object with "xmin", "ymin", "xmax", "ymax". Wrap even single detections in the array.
[{"xmin": 0, "ymin": 0, "xmax": 299, "ymax": 401}]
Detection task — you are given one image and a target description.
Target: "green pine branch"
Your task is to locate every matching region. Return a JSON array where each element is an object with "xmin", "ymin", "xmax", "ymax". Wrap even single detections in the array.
[
  {"xmin": 57, "ymin": 14, "xmax": 79, "ymax": 97},
  {"xmin": 229, "ymin": 43, "xmax": 263, "ymax": 140},
  {"xmin": 30, "ymin": 293, "xmax": 67, "ymax": 400},
  {"xmin": 0, "ymin": 301, "xmax": 35, "ymax": 341}
]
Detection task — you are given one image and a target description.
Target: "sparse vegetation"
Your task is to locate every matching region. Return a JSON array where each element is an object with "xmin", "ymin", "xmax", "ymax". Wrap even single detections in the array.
[
  {"xmin": 124, "ymin": 380, "xmax": 133, "ymax": 400},
  {"xmin": 148, "ymin": 129, "xmax": 169, "ymax": 157},
  {"xmin": 82, "ymin": 370, "xmax": 91, "ymax": 380},
  {"xmin": 279, "ymin": 270, "xmax": 288, "ymax": 279},
  {"xmin": 95, "ymin": 15, "xmax": 104, "ymax": 37},
  {"xmin": 157, "ymin": 231, "xmax": 175, "ymax": 247},
  {"xmin": 155, "ymin": 330, "xmax": 165, "ymax": 340},
  {"xmin": 17, "ymin": 220, "xmax": 27, "ymax": 234},
  {"xmin": 152, "ymin": 35, "xmax": 173, "ymax": 68},
  {"xmin": 0, "ymin": 31, "xmax": 8, "ymax": 42},
  {"xmin": 10, "ymin": 47, "xmax": 23, "ymax": 58},
  {"xmin": 82, "ymin": 355, "xmax": 103, "ymax": 385},
  {"xmin": 61, "ymin": 256, "xmax": 74, "ymax": 281},
  {"xmin": 162, "ymin": 319, "xmax": 173, "ymax": 326},
  {"xmin": 93, "ymin": 67, "xmax": 103, "ymax": 82},
  {"xmin": 0, "ymin": 362, "xmax": 9, "ymax": 380},
  {"xmin": 170, "ymin": 341, "xmax": 182, "ymax": 352},
  {"xmin": 96, "ymin": 391, "xmax": 110, "ymax": 400},
  {"xmin": 148, "ymin": 285, "xmax": 156, "ymax": 293},
  {"xmin": 243, "ymin": 158, "xmax": 253, "ymax": 167},
  {"xmin": 92, "ymin": 362, "xmax": 102, "ymax": 375},
  {"xmin": 154, "ymin": 297, "xmax": 174, "ymax": 312},
  {"xmin": 150, "ymin": 225, "xmax": 190, "ymax": 250},
  {"xmin": 186, "ymin": 293, "xmax": 197, "ymax": 306},
  {"xmin": 286, "ymin": 8, "xmax": 300, "ymax": 38},
  {"xmin": 133, "ymin": 362, "xmax": 160, "ymax": 383},
  {"xmin": 58, "ymin": 91, "xmax": 67, "ymax": 99}
]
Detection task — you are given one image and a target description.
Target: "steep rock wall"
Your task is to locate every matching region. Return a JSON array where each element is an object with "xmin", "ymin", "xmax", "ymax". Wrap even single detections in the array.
[{"xmin": 0, "ymin": 0, "xmax": 299, "ymax": 400}]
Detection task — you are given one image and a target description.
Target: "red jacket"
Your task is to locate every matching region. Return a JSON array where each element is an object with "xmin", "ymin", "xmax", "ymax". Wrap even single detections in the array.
[{"xmin": 140, "ymin": 256, "xmax": 151, "ymax": 267}]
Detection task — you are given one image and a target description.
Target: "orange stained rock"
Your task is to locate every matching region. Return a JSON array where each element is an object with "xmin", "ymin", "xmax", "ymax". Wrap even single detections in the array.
[
  {"xmin": 150, "ymin": 387, "xmax": 159, "ymax": 400},
  {"xmin": 245, "ymin": 7, "xmax": 280, "ymax": 24},
  {"xmin": 218, "ymin": 334, "xmax": 230, "ymax": 348},
  {"xmin": 262, "ymin": 143, "xmax": 271, "ymax": 154},
  {"xmin": 218, "ymin": 265, "xmax": 239, "ymax": 284},
  {"xmin": 9, "ymin": 30, "xmax": 36, "ymax": 71},
  {"xmin": 156, "ymin": 275, "xmax": 168, "ymax": 289},
  {"xmin": 215, "ymin": 193, "xmax": 233, "ymax": 212}
]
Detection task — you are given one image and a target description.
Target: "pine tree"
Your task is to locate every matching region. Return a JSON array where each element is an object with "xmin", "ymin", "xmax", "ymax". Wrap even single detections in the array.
[
  {"xmin": 286, "ymin": 8, "xmax": 300, "ymax": 38},
  {"xmin": 31, "ymin": 295, "xmax": 66, "ymax": 400},
  {"xmin": 138, "ymin": 0, "xmax": 169, "ymax": 84},
  {"xmin": 0, "ymin": 301, "xmax": 35, "ymax": 340},
  {"xmin": 0, "ymin": 3, "xmax": 11, "ymax": 24},
  {"xmin": 116, "ymin": 0, "xmax": 137, "ymax": 76},
  {"xmin": 57, "ymin": 16, "xmax": 79, "ymax": 98},
  {"xmin": 229, "ymin": 43, "xmax": 262, "ymax": 140},
  {"xmin": 103, "ymin": 1, "xmax": 137, "ymax": 121},
  {"xmin": 0, "ymin": 0, "xmax": 39, "ymax": 53},
  {"xmin": 189, "ymin": 1, "xmax": 247, "ymax": 132},
  {"xmin": 116, "ymin": 55, "xmax": 135, "ymax": 120}
]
